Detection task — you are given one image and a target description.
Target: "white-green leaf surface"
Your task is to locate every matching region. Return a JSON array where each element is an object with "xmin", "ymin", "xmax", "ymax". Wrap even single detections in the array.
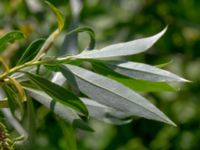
[
  {"xmin": 106, "ymin": 61, "xmax": 188, "ymax": 82},
  {"xmin": 75, "ymin": 27, "xmax": 167, "ymax": 60},
  {"xmin": 25, "ymin": 88, "xmax": 93, "ymax": 131},
  {"xmin": 60, "ymin": 64, "xmax": 176, "ymax": 126},
  {"xmin": 26, "ymin": 88, "xmax": 80, "ymax": 124},
  {"xmin": 81, "ymin": 97, "xmax": 132, "ymax": 125},
  {"xmin": 92, "ymin": 62, "xmax": 176, "ymax": 92}
]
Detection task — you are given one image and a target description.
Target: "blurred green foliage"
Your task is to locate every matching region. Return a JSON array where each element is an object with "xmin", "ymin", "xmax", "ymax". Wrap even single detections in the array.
[{"xmin": 0, "ymin": 0, "xmax": 200, "ymax": 149}]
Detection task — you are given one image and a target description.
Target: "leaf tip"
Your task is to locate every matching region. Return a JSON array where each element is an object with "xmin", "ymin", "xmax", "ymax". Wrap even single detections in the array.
[
  {"xmin": 167, "ymin": 119, "xmax": 177, "ymax": 127},
  {"xmin": 182, "ymin": 78, "xmax": 192, "ymax": 83},
  {"xmin": 175, "ymin": 77, "xmax": 191, "ymax": 83},
  {"xmin": 160, "ymin": 113, "xmax": 177, "ymax": 126},
  {"xmin": 157, "ymin": 26, "xmax": 168, "ymax": 38},
  {"xmin": 45, "ymin": 1, "xmax": 64, "ymax": 31}
]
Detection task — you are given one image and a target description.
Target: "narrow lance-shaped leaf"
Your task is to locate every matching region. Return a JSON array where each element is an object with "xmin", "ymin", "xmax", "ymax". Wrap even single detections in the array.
[
  {"xmin": 33, "ymin": 1, "xmax": 64, "ymax": 61},
  {"xmin": 92, "ymin": 62, "xmax": 176, "ymax": 92},
  {"xmin": 75, "ymin": 27, "xmax": 167, "ymax": 60},
  {"xmin": 105, "ymin": 61, "xmax": 189, "ymax": 82},
  {"xmin": 25, "ymin": 87, "xmax": 93, "ymax": 131},
  {"xmin": 45, "ymin": 1, "xmax": 64, "ymax": 31},
  {"xmin": 60, "ymin": 64, "xmax": 176, "ymax": 126},
  {"xmin": 50, "ymin": 63, "xmax": 175, "ymax": 93},
  {"xmin": 0, "ymin": 31, "xmax": 24, "ymax": 53},
  {"xmin": 51, "ymin": 72, "xmax": 130, "ymax": 124},
  {"xmin": 17, "ymin": 39, "xmax": 45, "ymax": 65},
  {"xmin": 26, "ymin": 97, "xmax": 36, "ymax": 143},
  {"xmin": 25, "ymin": 72, "xmax": 88, "ymax": 116}
]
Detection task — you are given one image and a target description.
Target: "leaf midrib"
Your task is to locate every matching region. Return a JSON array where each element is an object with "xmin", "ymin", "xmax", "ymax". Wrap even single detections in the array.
[{"xmin": 66, "ymin": 66, "xmax": 168, "ymax": 122}]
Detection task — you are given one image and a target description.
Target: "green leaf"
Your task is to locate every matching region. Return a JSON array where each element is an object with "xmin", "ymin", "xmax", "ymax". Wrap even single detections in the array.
[
  {"xmin": 60, "ymin": 64, "xmax": 176, "ymax": 126},
  {"xmin": 17, "ymin": 39, "xmax": 45, "ymax": 65},
  {"xmin": 81, "ymin": 97, "xmax": 132, "ymax": 125},
  {"xmin": 32, "ymin": 1, "xmax": 64, "ymax": 61},
  {"xmin": 0, "ymin": 31, "xmax": 24, "ymax": 53},
  {"xmin": 66, "ymin": 27, "xmax": 96, "ymax": 50},
  {"xmin": 26, "ymin": 97, "xmax": 36, "ymax": 144},
  {"xmin": 3, "ymin": 85, "xmax": 24, "ymax": 118},
  {"xmin": 75, "ymin": 27, "xmax": 167, "ymax": 60},
  {"xmin": 45, "ymin": 1, "xmax": 64, "ymax": 31},
  {"xmin": 92, "ymin": 62, "xmax": 176, "ymax": 92},
  {"xmin": 105, "ymin": 61, "xmax": 189, "ymax": 82},
  {"xmin": 25, "ymin": 87, "xmax": 93, "ymax": 131},
  {"xmin": 25, "ymin": 72, "xmax": 88, "ymax": 116},
  {"xmin": 51, "ymin": 71, "xmax": 125, "ymax": 124}
]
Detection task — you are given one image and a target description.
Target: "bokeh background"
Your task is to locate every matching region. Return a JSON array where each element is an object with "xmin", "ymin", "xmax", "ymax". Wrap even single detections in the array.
[{"xmin": 0, "ymin": 0, "xmax": 200, "ymax": 149}]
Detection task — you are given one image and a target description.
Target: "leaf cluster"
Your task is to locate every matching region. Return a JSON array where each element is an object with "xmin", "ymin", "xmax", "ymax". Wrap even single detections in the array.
[{"xmin": 0, "ymin": 1, "xmax": 188, "ymax": 143}]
